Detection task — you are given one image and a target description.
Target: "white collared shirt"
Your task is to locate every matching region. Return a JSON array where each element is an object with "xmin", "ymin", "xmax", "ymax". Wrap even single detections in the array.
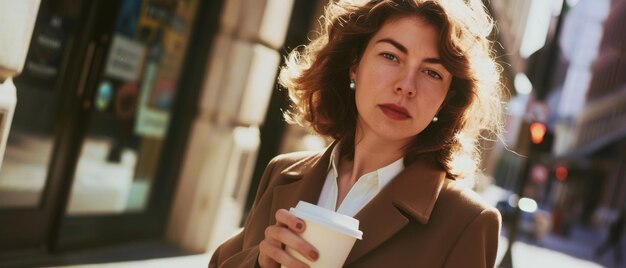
[{"xmin": 317, "ymin": 143, "xmax": 404, "ymax": 217}]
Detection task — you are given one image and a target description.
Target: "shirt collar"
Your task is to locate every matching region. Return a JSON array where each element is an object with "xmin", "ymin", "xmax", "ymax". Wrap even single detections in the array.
[
  {"xmin": 376, "ymin": 157, "xmax": 404, "ymax": 188},
  {"xmin": 277, "ymin": 140, "xmax": 447, "ymax": 224},
  {"xmin": 328, "ymin": 140, "xmax": 404, "ymax": 188},
  {"xmin": 328, "ymin": 140, "xmax": 341, "ymax": 177}
]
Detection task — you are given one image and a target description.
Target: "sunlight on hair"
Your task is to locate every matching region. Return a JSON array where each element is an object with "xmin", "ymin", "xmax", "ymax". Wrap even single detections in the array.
[
  {"xmin": 342, "ymin": 0, "xmax": 369, "ymax": 5},
  {"xmin": 449, "ymin": 152, "xmax": 477, "ymax": 179},
  {"xmin": 448, "ymin": 133, "xmax": 479, "ymax": 182},
  {"xmin": 279, "ymin": 0, "xmax": 507, "ymax": 181},
  {"xmin": 302, "ymin": 134, "xmax": 327, "ymax": 151}
]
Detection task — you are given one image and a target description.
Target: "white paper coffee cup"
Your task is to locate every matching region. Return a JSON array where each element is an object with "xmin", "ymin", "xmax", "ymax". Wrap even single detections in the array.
[{"xmin": 282, "ymin": 201, "xmax": 363, "ymax": 268}]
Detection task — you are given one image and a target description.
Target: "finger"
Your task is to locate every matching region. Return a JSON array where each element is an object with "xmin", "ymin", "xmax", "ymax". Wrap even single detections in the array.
[
  {"xmin": 275, "ymin": 209, "xmax": 306, "ymax": 233},
  {"xmin": 260, "ymin": 226, "xmax": 284, "ymax": 267},
  {"xmin": 260, "ymin": 240, "xmax": 310, "ymax": 268},
  {"xmin": 264, "ymin": 227, "xmax": 283, "ymax": 247},
  {"xmin": 266, "ymin": 225, "xmax": 319, "ymax": 262},
  {"xmin": 257, "ymin": 242, "xmax": 279, "ymax": 268}
]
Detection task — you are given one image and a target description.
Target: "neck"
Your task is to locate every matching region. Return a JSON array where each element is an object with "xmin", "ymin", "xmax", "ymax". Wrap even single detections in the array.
[{"xmin": 339, "ymin": 129, "xmax": 408, "ymax": 184}]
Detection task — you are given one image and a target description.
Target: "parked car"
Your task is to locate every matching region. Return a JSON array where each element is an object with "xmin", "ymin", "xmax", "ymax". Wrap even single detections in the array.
[{"xmin": 496, "ymin": 193, "xmax": 542, "ymax": 237}]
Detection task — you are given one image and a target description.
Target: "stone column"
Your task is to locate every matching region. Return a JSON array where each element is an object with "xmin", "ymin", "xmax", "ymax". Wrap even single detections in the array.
[{"xmin": 166, "ymin": 0, "xmax": 294, "ymax": 253}]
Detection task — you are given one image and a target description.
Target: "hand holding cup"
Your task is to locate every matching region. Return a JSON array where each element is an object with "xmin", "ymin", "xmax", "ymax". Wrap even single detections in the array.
[
  {"xmin": 284, "ymin": 201, "xmax": 363, "ymax": 268},
  {"xmin": 258, "ymin": 209, "xmax": 319, "ymax": 268}
]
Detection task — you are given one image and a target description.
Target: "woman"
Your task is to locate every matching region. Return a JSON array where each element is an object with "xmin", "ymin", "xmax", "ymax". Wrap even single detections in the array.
[{"xmin": 210, "ymin": 0, "xmax": 505, "ymax": 267}]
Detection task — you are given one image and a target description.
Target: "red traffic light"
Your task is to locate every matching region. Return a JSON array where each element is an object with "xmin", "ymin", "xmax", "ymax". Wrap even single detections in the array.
[
  {"xmin": 555, "ymin": 166, "xmax": 568, "ymax": 181},
  {"xmin": 530, "ymin": 122, "xmax": 547, "ymax": 144}
]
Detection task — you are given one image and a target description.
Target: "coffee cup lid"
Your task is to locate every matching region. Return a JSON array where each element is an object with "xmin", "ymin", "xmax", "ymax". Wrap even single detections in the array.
[{"xmin": 290, "ymin": 201, "xmax": 363, "ymax": 240}]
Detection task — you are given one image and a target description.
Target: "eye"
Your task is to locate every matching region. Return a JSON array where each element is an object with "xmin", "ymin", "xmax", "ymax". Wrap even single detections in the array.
[
  {"xmin": 380, "ymin": 52, "xmax": 398, "ymax": 62},
  {"xmin": 424, "ymin": 69, "xmax": 442, "ymax": 80}
]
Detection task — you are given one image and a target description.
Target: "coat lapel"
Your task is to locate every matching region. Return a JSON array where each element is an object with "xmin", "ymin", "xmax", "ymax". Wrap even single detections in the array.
[
  {"xmin": 345, "ymin": 161, "xmax": 445, "ymax": 265},
  {"xmin": 269, "ymin": 145, "xmax": 334, "ymax": 225},
  {"xmin": 267, "ymin": 142, "xmax": 446, "ymax": 265},
  {"xmin": 345, "ymin": 185, "xmax": 408, "ymax": 264}
]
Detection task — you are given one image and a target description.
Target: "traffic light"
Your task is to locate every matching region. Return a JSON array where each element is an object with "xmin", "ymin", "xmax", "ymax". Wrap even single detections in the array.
[
  {"xmin": 530, "ymin": 122, "xmax": 547, "ymax": 144},
  {"xmin": 529, "ymin": 122, "xmax": 554, "ymax": 153},
  {"xmin": 555, "ymin": 165, "xmax": 568, "ymax": 181}
]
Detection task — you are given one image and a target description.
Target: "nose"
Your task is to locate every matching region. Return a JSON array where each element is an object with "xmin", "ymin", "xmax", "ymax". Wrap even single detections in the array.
[
  {"xmin": 394, "ymin": 70, "xmax": 417, "ymax": 98},
  {"xmin": 395, "ymin": 86, "xmax": 416, "ymax": 97}
]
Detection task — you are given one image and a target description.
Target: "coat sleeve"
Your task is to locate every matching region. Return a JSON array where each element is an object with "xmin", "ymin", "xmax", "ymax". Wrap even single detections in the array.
[
  {"xmin": 443, "ymin": 207, "xmax": 502, "ymax": 268},
  {"xmin": 209, "ymin": 157, "xmax": 279, "ymax": 268}
]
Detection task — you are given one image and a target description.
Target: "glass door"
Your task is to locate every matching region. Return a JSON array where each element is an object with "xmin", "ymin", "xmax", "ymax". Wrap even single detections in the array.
[
  {"xmin": 0, "ymin": 0, "xmax": 208, "ymax": 256},
  {"xmin": 0, "ymin": 0, "xmax": 99, "ymax": 253},
  {"xmin": 0, "ymin": 11, "xmax": 69, "ymax": 210},
  {"xmin": 66, "ymin": 0, "xmax": 199, "ymax": 216},
  {"xmin": 55, "ymin": 0, "xmax": 200, "ymax": 250}
]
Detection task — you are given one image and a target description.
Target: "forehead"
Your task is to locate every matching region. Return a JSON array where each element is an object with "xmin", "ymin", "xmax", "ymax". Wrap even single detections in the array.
[{"xmin": 370, "ymin": 16, "xmax": 441, "ymax": 54}]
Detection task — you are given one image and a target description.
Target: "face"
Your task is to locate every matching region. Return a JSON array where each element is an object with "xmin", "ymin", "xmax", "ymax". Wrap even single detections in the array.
[{"xmin": 350, "ymin": 16, "xmax": 452, "ymax": 146}]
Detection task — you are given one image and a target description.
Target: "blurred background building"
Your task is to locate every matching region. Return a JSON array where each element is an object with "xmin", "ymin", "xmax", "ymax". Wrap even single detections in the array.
[
  {"xmin": 489, "ymin": 0, "xmax": 626, "ymax": 267},
  {"xmin": 0, "ymin": 0, "xmax": 323, "ymax": 266},
  {"xmin": 0, "ymin": 0, "xmax": 624, "ymax": 267}
]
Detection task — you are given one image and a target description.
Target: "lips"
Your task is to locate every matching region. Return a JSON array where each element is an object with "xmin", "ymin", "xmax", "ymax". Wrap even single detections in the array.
[{"xmin": 378, "ymin": 104, "xmax": 411, "ymax": 120}]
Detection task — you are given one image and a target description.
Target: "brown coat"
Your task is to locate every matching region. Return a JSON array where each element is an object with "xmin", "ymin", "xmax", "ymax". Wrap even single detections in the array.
[{"xmin": 209, "ymin": 145, "xmax": 501, "ymax": 268}]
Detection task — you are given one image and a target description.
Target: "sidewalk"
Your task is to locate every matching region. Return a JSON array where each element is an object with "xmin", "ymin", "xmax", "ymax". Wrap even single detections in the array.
[
  {"xmin": 501, "ymin": 223, "xmax": 623, "ymax": 268},
  {"xmin": 497, "ymin": 234, "xmax": 605, "ymax": 268},
  {"xmin": 49, "ymin": 234, "xmax": 608, "ymax": 268},
  {"xmin": 45, "ymin": 184, "xmax": 622, "ymax": 268},
  {"xmin": 481, "ymin": 184, "xmax": 621, "ymax": 267},
  {"xmin": 50, "ymin": 254, "xmax": 212, "ymax": 268}
]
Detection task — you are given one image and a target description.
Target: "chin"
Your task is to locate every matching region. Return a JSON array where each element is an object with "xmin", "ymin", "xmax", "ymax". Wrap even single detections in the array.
[{"xmin": 374, "ymin": 131, "xmax": 417, "ymax": 145}]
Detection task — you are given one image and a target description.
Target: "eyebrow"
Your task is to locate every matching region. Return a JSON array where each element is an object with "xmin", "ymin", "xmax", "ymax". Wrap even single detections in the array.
[
  {"xmin": 376, "ymin": 38, "xmax": 408, "ymax": 54},
  {"xmin": 375, "ymin": 38, "xmax": 443, "ymax": 65}
]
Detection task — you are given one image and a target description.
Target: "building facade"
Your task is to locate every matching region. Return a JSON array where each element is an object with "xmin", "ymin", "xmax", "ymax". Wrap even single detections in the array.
[
  {"xmin": 567, "ymin": 0, "xmax": 626, "ymax": 224},
  {"xmin": 0, "ymin": 0, "xmax": 324, "ymax": 265},
  {"xmin": 490, "ymin": 0, "xmax": 626, "ymax": 231}
]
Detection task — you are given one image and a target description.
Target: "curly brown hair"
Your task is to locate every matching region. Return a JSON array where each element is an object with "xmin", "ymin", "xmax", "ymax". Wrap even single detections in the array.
[{"xmin": 279, "ymin": 0, "xmax": 505, "ymax": 180}]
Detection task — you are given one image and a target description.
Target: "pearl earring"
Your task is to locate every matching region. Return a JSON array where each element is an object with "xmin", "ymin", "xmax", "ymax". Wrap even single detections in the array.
[
  {"xmin": 349, "ymin": 79, "xmax": 356, "ymax": 90},
  {"xmin": 432, "ymin": 116, "xmax": 439, "ymax": 122}
]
